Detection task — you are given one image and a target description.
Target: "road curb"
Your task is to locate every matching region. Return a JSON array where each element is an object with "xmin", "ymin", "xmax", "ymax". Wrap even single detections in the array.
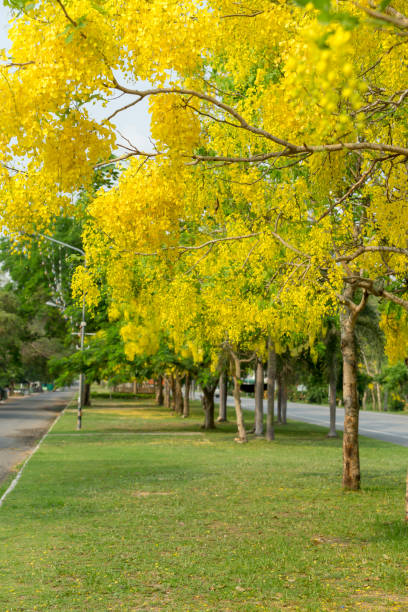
[{"xmin": 0, "ymin": 396, "xmax": 73, "ymax": 509}]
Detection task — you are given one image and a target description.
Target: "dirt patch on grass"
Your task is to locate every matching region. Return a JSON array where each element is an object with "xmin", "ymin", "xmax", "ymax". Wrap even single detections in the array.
[
  {"xmin": 311, "ymin": 535, "xmax": 351, "ymax": 547},
  {"xmin": 350, "ymin": 589, "xmax": 408, "ymax": 610}
]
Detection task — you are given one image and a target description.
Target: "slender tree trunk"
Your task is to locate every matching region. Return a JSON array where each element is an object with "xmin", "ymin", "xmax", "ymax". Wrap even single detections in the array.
[
  {"xmin": 175, "ymin": 374, "xmax": 183, "ymax": 414},
  {"xmin": 405, "ymin": 469, "xmax": 408, "ymax": 522},
  {"xmin": 202, "ymin": 387, "xmax": 216, "ymax": 429},
  {"xmin": 170, "ymin": 375, "xmax": 176, "ymax": 412},
  {"xmin": 254, "ymin": 358, "xmax": 264, "ymax": 435},
  {"xmin": 231, "ymin": 353, "xmax": 247, "ymax": 442},
  {"xmin": 340, "ymin": 290, "xmax": 364, "ymax": 491},
  {"xmin": 375, "ymin": 382, "xmax": 382, "ymax": 412},
  {"xmin": 327, "ymin": 352, "xmax": 338, "ymax": 438},
  {"xmin": 266, "ymin": 340, "xmax": 276, "ymax": 441},
  {"xmin": 217, "ymin": 372, "xmax": 228, "ymax": 422},
  {"xmin": 281, "ymin": 369, "xmax": 287, "ymax": 425},
  {"xmin": 84, "ymin": 382, "xmax": 91, "ymax": 407},
  {"xmin": 383, "ymin": 388, "xmax": 388, "ymax": 412},
  {"xmin": 277, "ymin": 373, "xmax": 282, "ymax": 424},
  {"xmin": 156, "ymin": 375, "xmax": 164, "ymax": 406},
  {"xmin": 164, "ymin": 376, "xmax": 171, "ymax": 409},
  {"xmin": 183, "ymin": 373, "xmax": 190, "ymax": 418}
]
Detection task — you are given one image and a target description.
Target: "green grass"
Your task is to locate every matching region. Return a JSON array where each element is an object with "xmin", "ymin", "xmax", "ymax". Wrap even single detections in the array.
[{"xmin": 0, "ymin": 398, "xmax": 406, "ymax": 611}]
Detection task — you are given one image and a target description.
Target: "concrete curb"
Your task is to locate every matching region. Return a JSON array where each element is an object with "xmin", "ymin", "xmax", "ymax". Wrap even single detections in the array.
[{"xmin": 0, "ymin": 397, "xmax": 73, "ymax": 509}]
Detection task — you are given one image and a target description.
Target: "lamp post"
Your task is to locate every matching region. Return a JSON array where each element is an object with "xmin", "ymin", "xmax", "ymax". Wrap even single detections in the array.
[{"xmin": 36, "ymin": 234, "xmax": 86, "ymax": 430}]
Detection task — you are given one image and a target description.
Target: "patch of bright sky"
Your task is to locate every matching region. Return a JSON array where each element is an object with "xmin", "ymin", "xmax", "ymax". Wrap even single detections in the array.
[{"xmin": 0, "ymin": 4, "xmax": 153, "ymax": 155}]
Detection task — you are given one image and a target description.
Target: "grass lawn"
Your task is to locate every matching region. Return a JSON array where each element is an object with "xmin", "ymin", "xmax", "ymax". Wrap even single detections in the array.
[{"xmin": 0, "ymin": 397, "xmax": 406, "ymax": 611}]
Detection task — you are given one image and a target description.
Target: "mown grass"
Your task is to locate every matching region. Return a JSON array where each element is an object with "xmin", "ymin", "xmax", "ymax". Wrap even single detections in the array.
[{"xmin": 0, "ymin": 397, "xmax": 406, "ymax": 611}]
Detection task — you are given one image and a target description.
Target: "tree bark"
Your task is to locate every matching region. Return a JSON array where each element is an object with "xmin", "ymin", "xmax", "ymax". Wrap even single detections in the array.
[
  {"xmin": 231, "ymin": 353, "xmax": 247, "ymax": 442},
  {"xmin": 281, "ymin": 368, "xmax": 287, "ymax": 425},
  {"xmin": 175, "ymin": 373, "xmax": 183, "ymax": 415},
  {"xmin": 327, "ymin": 352, "xmax": 338, "ymax": 438},
  {"xmin": 277, "ymin": 373, "xmax": 282, "ymax": 424},
  {"xmin": 340, "ymin": 287, "xmax": 366, "ymax": 490},
  {"xmin": 405, "ymin": 469, "xmax": 408, "ymax": 522},
  {"xmin": 170, "ymin": 375, "xmax": 176, "ymax": 412},
  {"xmin": 202, "ymin": 386, "xmax": 216, "ymax": 429},
  {"xmin": 383, "ymin": 388, "xmax": 388, "ymax": 412},
  {"xmin": 84, "ymin": 382, "xmax": 91, "ymax": 407},
  {"xmin": 217, "ymin": 372, "xmax": 228, "ymax": 422},
  {"xmin": 254, "ymin": 358, "xmax": 264, "ymax": 435},
  {"xmin": 266, "ymin": 340, "xmax": 276, "ymax": 441},
  {"xmin": 164, "ymin": 376, "xmax": 171, "ymax": 409},
  {"xmin": 155, "ymin": 375, "xmax": 164, "ymax": 406},
  {"xmin": 375, "ymin": 382, "xmax": 382, "ymax": 412},
  {"xmin": 183, "ymin": 373, "xmax": 190, "ymax": 418}
]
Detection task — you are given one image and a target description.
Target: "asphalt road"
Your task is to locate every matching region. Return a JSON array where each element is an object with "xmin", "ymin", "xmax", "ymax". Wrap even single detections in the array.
[
  {"xmin": 217, "ymin": 394, "xmax": 408, "ymax": 447},
  {"xmin": 0, "ymin": 390, "xmax": 74, "ymax": 485}
]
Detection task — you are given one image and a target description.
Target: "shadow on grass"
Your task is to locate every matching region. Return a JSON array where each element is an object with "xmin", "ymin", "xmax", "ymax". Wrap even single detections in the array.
[{"xmin": 369, "ymin": 519, "xmax": 408, "ymax": 543}]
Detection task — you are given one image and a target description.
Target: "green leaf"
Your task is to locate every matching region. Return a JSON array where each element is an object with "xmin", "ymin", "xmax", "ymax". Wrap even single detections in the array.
[{"xmin": 379, "ymin": 0, "xmax": 392, "ymax": 10}]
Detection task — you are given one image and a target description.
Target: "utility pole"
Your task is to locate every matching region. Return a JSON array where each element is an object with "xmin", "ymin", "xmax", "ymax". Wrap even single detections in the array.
[{"xmin": 35, "ymin": 233, "xmax": 86, "ymax": 429}]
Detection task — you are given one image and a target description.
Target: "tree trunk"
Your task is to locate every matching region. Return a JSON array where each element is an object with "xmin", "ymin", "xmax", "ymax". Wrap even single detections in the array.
[
  {"xmin": 383, "ymin": 388, "xmax": 388, "ymax": 412},
  {"xmin": 183, "ymin": 373, "xmax": 190, "ymax": 418},
  {"xmin": 217, "ymin": 372, "xmax": 228, "ymax": 422},
  {"xmin": 375, "ymin": 382, "xmax": 382, "ymax": 412},
  {"xmin": 340, "ymin": 293, "xmax": 362, "ymax": 491},
  {"xmin": 254, "ymin": 358, "xmax": 264, "ymax": 435},
  {"xmin": 277, "ymin": 373, "xmax": 282, "ymax": 424},
  {"xmin": 202, "ymin": 387, "xmax": 216, "ymax": 429},
  {"xmin": 327, "ymin": 352, "xmax": 338, "ymax": 438},
  {"xmin": 281, "ymin": 369, "xmax": 287, "ymax": 425},
  {"xmin": 405, "ymin": 469, "xmax": 408, "ymax": 522},
  {"xmin": 370, "ymin": 387, "xmax": 377, "ymax": 411},
  {"xmin": 164, "ymin": 376, "xmax": 171, "ymax": 409},
  {"xmin": 175, "ymin": 374, "xmax": 183, "ymax": 414},
  {"xmin": 266, "ymin": 341, "xmax": 276, "ymax": 441},
  {"xmin": 170, "ymin": 375, "xmax": 176, "ymax": 412},
  {"xmin": 155, "ymin": 375, "xmax": 164, "ymax": 406},
  {"xmin": 231, "ymin": 353, "xmax": 247, "ymax": 442},
  {"xmin": 84, "ymin": 382, "xmax": 91, "ymax": 407}
]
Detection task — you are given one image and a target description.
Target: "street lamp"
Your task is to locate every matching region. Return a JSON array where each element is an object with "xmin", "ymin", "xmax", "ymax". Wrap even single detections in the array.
[{"xmin": 36, "ymin": 233, "xmax": 86, "ymax": 430}]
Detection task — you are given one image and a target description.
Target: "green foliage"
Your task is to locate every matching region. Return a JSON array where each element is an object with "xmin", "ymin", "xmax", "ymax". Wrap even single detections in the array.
[{"xmin": 379, "ymin": 362, "xmax": 408, "ymax": 411}]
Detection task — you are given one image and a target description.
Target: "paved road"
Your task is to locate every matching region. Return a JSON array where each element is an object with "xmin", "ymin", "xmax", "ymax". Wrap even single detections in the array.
[
  {"xmin": 0, "ymin": 390, "xmax": 74, "ymax": 484},
  {"xmin": 210, "ymin": 394, "xmax": 408, "ymax": 447}
]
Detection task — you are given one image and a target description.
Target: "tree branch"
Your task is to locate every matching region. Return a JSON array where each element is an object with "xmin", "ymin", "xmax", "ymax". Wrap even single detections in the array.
[{"xmin": 337, "ymin": 245, "xmax": 408, "ymax": 264}]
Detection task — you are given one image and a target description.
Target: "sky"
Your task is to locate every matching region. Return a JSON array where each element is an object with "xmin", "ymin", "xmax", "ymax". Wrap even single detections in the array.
[{"xmin": 0, "ymin": 4, "xmax": 153, "ymax": 153}]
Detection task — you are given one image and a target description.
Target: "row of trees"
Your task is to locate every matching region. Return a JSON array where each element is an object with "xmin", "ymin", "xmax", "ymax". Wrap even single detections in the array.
[{"xmin": 0, "ymin": 0, "xmax": 408, "ymax": 494}]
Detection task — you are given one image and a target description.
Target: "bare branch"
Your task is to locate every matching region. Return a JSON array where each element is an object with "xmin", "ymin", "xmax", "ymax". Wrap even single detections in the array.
[
  {"xmin": 94, "ymin": 150, "xmax": 158, "ymax": 169},
  {"xmin": 104, "ymin": 98, "xmax": 141, "ymax": 123},
  {"xmin": 270, "ymin": 231, "xmax": 311, "ymax": 260},
  {"xmin": 111, "ymin": 81, "xmax": 408, "ymax": 162},
  {"xmin": 185, "ymin": 244, "xmax": 215, "ymax": 274},
  {"xmin": 344, "ymin": 275, "xmax": 408, "ymax": 311},
  {"xmin": 55, "ymin": 0, "xmax": 86, "ymax": 38},
  {"xmin": 356, "ymin": 3, "xmax": 408, "ymax": 29},
  {"xmin": 221, "ymin": 10, "xmax": 264, "ymax": 18},
  {"xmin": 316, "ymin": 157, "xmax": 385, "ymax": 224},
  {"xmin": 337, "ymin": 245, "xmax": 408, "ymax": 264},
  {"xmin": 112, "ymin": 80, "xmax": 298, "ymax": 151}
]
